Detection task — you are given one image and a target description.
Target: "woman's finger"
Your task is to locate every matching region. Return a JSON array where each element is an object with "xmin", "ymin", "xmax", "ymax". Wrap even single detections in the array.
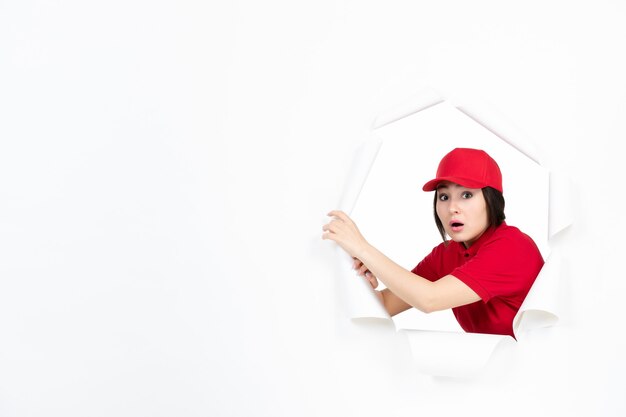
[
  {"xmin": 365, "ymin": 272, "xmax": 379, "ymax": 289},
  {"xmin": 327, "ymin": 210, "xmax": 346, "ymax": 219},
  {"xmin": 324, "ymin": 217, "xmax": 349, "ymax": 231},
  {"xmin": 322, "ymin": 220, "xmax": 340, "ymax": 236},
  {"xmin": 327, "ymin": 210, "xmax": 353, "ymax": 225}
]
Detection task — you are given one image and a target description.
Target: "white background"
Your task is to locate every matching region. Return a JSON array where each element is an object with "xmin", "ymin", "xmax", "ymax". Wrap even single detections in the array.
[{"xmin": 0, "ymin": 1, "xmax": 624, "ymax": 416}]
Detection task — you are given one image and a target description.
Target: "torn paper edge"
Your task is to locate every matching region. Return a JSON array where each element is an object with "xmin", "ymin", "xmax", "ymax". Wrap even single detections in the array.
[
  {"xmin": 401, "ymin": 329, "xmax": 516, "ymax": 378},
  {"xmin": 336, "ymin": 135, "xmax": 383, "ymax": 215},
  {"xmin": 513, "ymin": 252, "xmax": 562, "ymax": 337},
  {"xmin": 332, "ymin": 94, "xmax": 573, "ymax": 377}
]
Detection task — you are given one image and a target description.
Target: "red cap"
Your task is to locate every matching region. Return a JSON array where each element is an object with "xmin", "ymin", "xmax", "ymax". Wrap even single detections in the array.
[{"xmin": 422, "ymin": 148, "xmax": 503, "ymax": 192}]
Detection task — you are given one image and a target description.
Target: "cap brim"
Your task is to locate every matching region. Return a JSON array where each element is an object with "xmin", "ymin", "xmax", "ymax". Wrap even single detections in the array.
[{"xmin": 422, "ymin": 176, "xmax": 488, "ymax": 191}]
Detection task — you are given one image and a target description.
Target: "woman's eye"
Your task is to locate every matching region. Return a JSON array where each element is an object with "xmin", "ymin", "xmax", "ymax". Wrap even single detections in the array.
[
  {"xmin": 462, "ymin": 192, "xmax": 473, "ymax": 199},
  {"xmin": 438, "ymin": 194, "xmax": 448, "ymax": 201}
]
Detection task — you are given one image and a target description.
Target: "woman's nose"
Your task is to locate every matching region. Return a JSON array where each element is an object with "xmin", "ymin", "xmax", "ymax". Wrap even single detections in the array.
[{"xmin": 449, "ymin": 200, "xmax": 460, "ymax": 213}]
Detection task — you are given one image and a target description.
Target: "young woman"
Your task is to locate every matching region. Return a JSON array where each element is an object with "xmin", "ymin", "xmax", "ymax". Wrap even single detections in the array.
[{"xmin": 322, "ymin": 147, "xmax": 544, "ymax": 338}]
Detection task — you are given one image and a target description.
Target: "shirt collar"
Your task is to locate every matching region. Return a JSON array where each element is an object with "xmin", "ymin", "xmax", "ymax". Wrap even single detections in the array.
[{"xmin": 456, "ymin": 221, "xmax": 506, "ymax": 257}]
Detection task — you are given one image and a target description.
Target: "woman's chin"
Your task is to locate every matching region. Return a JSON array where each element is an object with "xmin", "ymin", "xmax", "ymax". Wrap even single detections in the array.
[{"xmin": 446, "ymin": 232, "xmax": 464, "ymax": 242}]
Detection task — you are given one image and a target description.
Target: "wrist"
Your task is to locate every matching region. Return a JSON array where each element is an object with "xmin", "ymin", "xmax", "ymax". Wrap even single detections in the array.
[{"xmin": 356, "ymin": 242, "xmax": 374, "ymax": 263}]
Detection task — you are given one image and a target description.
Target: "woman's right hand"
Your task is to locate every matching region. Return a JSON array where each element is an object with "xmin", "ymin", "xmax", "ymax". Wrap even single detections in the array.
[
  {"xmin": 352, "ymin": 258, "xmax": 385, "ymax": 306},
  {"xmin": 353, "ymin": 257, "xmax": 379, "ymax": 289}
]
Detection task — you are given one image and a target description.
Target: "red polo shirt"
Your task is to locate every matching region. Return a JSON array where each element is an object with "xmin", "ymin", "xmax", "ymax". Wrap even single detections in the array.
[{"xmin": 411, "ymin": 222, "xmax": 544, "ymax": 338}]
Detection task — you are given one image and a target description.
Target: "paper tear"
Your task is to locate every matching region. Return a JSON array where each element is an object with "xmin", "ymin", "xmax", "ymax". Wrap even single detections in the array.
[
  {"xmin": 549, "ymin": 170, "xmax": 575, "ymax": 238},
  {"xmin": 455, "ymin": 104, "xmax": 541, "ymax": 164},
  {"xmin": 402, "ymin": 330, "xmax": 516, "ymax": 378},
  {"xmin": 336, "ymin": 136, "xmax": 383, "ymax": 215},
  {"xmin": 513, "ymin": 252, "xmax": 562, "ymax": 337},
  {"xmin": 372, "ymin": 88, "xmax": 444, "ymax": 130},
  {"xmin": 331, "ymin": 93, "xmax": 571, "ymax": 377}
]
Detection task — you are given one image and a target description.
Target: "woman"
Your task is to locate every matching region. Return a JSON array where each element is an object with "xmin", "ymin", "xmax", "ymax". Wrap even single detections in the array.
[{"xmin": 322, "ymin": 147, "xmax": 544, "ymax": 338}]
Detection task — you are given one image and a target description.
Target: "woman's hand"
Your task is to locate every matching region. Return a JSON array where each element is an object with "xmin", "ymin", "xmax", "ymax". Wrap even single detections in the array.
[
  {"xmin": 353, "ymin": 257, "xmax": 379, "ymax": 289},
  {"xmin": 323, "ymin": 211, "xmax": 386, "ymax": 307},
  {"xmin": 355, "ymin": 258, "xmax": 384, "ymax": 304},
  {"xmin": 322, "ymin": 210, "xmax": 370, "ymax": 259}
]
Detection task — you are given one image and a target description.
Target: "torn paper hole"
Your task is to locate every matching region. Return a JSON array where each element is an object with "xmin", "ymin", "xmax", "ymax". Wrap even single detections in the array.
[{"xmin": 332, "ymin": 92, "xmax": 573, "ymax": 377}]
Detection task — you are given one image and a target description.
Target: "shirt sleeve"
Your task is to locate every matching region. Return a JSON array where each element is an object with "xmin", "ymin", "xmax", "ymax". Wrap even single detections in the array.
[{"xmin": 411, "ymin": 243, "xmax": 445, "ymax": 282}]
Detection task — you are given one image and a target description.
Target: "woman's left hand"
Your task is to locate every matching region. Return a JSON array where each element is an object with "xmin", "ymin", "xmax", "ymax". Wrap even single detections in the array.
[{"xmin": 322, "ymin": 210, "xmax": 370, "ymax": 259}]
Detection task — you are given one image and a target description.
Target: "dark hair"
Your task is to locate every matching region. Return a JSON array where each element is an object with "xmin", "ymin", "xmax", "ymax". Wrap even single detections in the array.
[{"xmin": 433, "ymin": 186, "xmax": 506, "ymax": 243}]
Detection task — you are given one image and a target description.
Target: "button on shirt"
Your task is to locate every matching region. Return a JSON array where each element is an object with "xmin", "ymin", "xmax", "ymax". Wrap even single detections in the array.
[{"xmin": 411, "ymin": 222, "xmax": 544, "ymax": 338}]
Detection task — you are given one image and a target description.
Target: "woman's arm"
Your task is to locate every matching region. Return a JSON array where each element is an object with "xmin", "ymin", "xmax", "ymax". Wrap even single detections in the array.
[
  {"xmin": 380, "ymin": 289, "xmax": 412, "ymax": 316},
  {"xmin": 323, "ymin": 210, "xmax": 480, "ymax": 314},
  {"xmin": 359, "ymin": 244, "xmax": 480, "ymax": 313}
]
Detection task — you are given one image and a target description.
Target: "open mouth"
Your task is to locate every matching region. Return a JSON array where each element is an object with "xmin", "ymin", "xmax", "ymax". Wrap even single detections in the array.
[{"xmin": 449, "ymin": 221, "xmax": 464, "ymax": 232}]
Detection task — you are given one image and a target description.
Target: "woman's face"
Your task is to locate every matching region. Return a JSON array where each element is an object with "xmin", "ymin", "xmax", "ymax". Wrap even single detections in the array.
[{"xmin": 436, "ymin": 182, "xmax": 489, "ymax": 248}]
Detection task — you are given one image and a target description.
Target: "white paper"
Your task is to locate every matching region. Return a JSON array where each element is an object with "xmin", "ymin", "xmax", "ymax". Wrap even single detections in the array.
[
  {"xmin": 372, "ymin": 88, "xmax": 444, "ymax": 129},
  {"xmin": 549, "ymin": 170, "xmax": 575, "ymax": 238},
  {"xmin": 513, "ymin": 252, "xmax": 562, "ymax": 336},
  {"xmin": 455, "ymin": 103, "xmax": 541, "ymax": 164},
  {"xmin": 335, "ymin": 246, "xmax": 389, "ymax": 320},
  {"xmin": 336, "ymin": 136, "xmax": 383, "ymax": 215},
  {"xmin": 401, "ymin": 330, "xmax": 516, "ymax": 378}
]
